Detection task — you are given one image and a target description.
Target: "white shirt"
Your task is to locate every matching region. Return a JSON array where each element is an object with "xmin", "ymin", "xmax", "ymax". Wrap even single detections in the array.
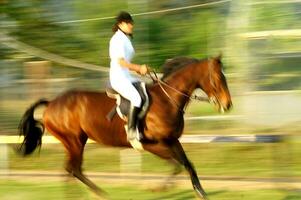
[{"xmin": 109, "ymin": 29, "xmax": 137, "ymax": 83}]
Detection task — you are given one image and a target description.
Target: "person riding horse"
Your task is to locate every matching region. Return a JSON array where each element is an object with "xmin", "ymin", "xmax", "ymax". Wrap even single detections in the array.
[
  {"xmin": 18, "ymin": 11, "xmax": 232, "ymax": 199},
  {"xmin": 109, "ymin": 11, "xmax": 148, "ymax": 142},
  {"xmin": 18, "ymin": 54, "xmax": 232, "ymax": 200}
]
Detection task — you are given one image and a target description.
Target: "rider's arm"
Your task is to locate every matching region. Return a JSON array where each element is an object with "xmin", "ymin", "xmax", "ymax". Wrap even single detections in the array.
[{"xmin": 118, "ymin": 58, "xmax": 148, "ymax": 75}]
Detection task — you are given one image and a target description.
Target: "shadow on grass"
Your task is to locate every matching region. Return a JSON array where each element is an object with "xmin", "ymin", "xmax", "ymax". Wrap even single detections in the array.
[
  {"xmin": 146, "ymin": 190, "xmax": 193, "ymax": 200},
  {"xmin": 146, "ymin": 189, "xmax": 226, "ymax": 200}
]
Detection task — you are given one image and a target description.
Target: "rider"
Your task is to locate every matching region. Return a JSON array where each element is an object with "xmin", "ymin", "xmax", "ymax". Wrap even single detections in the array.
[{"xmin": 109, "ymin": 11, "xmax": 148, "ymax": 141}]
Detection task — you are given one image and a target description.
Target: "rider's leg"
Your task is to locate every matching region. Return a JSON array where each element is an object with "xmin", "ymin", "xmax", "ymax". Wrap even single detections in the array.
[
  {"xmin": 111, "ymin": 80, "xmax": 142, "ymax": 141},
  {"xmin": 125, "ymin": 84, "xmax": 142, "ymax": 141}
]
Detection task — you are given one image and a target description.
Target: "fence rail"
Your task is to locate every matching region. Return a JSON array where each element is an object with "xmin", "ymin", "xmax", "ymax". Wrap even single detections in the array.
[{"xmin": 0, "ymin": 134, "xmax": 282, "ymax": 144}]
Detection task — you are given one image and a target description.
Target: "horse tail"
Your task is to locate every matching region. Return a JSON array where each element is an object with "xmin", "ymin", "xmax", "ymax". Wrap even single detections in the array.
[{"xmin": 18, "ymin": 99, "xmax": 49, "ymax": 156}]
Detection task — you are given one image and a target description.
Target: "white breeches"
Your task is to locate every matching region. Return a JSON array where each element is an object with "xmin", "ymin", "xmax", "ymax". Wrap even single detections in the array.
[{"xmin": 110, "ymin": 78, "xmax": 142, "ymax": 108}]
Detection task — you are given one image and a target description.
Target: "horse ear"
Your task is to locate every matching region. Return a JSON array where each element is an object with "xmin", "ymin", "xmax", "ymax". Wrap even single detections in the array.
[{"xmin": 215, "ymin": 53, "xmax": 222, "ymax": 61}]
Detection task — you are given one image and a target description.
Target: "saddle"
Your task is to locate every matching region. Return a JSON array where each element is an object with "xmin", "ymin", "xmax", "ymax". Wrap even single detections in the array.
[{"xmin": 106, "ymin": 82, "xmax": 150, "ymax": 122}]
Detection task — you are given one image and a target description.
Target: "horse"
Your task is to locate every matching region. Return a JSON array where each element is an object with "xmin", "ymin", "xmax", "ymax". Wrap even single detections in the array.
[{"xmin": 18, "ymin": 55, "xmax": 232, "ymax": 200}]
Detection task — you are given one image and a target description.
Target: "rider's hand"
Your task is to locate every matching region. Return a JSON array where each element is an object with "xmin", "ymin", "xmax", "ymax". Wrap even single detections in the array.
[{"xmin": 139, "ymin": 64, "xmax": 148, "ymax": 75}]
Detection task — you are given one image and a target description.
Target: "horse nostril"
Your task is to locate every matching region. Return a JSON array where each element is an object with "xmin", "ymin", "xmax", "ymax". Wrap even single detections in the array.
[{"xmin": 227, "ymin": 102, "xmax": 232, "ymax": 110}]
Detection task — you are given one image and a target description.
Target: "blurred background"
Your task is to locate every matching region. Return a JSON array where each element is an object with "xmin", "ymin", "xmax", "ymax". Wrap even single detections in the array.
[{"xmin": 0, "ymin": 0, "xmax": 301, "ymax": 199}]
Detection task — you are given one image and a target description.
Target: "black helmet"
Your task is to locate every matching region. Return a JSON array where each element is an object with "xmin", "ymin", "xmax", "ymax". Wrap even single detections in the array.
[{"xmin": 115, "ymin": 11, "xmax": 133, "ymax": 24}]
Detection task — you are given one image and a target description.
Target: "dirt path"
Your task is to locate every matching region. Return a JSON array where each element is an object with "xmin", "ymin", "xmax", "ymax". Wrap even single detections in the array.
[{"xmin": 1, "ymin": 170, "xmax": 301, "ymax": 191}]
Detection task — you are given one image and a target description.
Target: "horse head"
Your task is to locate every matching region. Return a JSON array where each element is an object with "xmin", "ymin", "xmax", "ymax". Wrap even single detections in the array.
[
  {"xmin": 198, "ymin": 55, "xmax": 232, "ymax": 113},
  {"xmin": 160, "ymin": 55, "xmax": 232, "ymax": 113}
]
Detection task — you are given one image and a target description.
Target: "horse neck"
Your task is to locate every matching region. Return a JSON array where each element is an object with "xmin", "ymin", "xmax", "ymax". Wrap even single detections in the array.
[{"xmin": 163, "ymin": 62, "xmax": 205, "ymax": 110}]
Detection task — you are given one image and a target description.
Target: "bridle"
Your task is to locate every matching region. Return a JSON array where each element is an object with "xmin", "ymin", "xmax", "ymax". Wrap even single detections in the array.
[
  {"xmin": 146, "ymin": 67, "xmax": 210, "ymax": 112},
  {"xmin": 146, "ymin": 58, "xmax": 226, "ymax": 112}
]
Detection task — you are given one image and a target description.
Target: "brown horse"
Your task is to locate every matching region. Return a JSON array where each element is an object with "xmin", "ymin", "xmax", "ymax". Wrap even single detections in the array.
[{"xmin": 18, "ymin": 55, "xmax": 232, "ymax": 200}]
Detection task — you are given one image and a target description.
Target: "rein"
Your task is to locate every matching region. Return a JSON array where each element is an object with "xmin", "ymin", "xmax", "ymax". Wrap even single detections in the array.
[{"xmin": 146, "ymin": 68, "xmax": 209, "ymax": 111}]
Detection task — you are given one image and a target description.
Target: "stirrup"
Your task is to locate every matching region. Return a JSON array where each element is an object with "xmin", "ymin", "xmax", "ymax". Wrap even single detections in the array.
[{"xmin": 124, "ymin": 125, "xmax": 144, "ymax": 151}]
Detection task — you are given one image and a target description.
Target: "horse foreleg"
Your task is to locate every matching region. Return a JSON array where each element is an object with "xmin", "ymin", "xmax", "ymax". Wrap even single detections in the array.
[{"xmin": 169, "ymin": 139, "xmax": 208, "ymax": 200}]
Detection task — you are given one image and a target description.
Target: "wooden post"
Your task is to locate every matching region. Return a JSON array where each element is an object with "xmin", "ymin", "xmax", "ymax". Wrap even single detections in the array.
[{"xmin": 23, "ymin": 60, "xmax": 51, "ymax": 98}]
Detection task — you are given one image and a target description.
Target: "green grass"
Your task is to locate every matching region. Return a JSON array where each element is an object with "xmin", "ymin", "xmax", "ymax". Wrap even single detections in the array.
[
  {"xmin": 6, "ymin": 139, "xmax": 301, "ymax": 178},
  {"xmin": 0, "ymin": 180, "xmax": 301, "ymax": 200}
]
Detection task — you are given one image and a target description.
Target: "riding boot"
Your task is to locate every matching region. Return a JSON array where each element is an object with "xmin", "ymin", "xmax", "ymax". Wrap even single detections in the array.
[{"xmin": 127, "ymin": 105, "xmax": 140, "ymax": 141}]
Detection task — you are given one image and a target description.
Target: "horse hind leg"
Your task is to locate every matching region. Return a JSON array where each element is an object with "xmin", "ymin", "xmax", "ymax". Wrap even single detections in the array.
[
  {"xmin": 47, "ymin": 126, "xmax": 104, "ymax": 196},
  {"xmin": 144, "ymin": 144, "xmax": 182, "ymax": 191},
  {"xmin": 166, "ymin": 158, "xmax": 182, "ymax": 184},
  {"xmin": 63, "ymin": 133, "xmax": 105, "ymax": 196},
  {"xmin": 153, "ymin": 158, "xmax": 182, "ymax": 192},
  {"xmin": 168, "ymin": 139, "xmax": 208, "ymax": 200}
]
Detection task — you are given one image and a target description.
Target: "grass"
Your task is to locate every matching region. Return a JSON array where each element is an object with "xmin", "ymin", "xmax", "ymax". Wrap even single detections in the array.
[
  {"xmin": 5, "ymin": 138, "xmax": 301, "ymax": 178},
  {"xmin": 0, "ymin": 179, "xmax": 301, "ymax": 200}
]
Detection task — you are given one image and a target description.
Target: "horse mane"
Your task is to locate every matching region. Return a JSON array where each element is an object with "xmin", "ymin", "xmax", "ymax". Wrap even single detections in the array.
[{"xmin": 161, "ymin": 57, "xmax": 199, "ymax": 80}]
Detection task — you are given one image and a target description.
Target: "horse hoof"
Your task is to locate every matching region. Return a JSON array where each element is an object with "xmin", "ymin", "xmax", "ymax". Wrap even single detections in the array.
[
  {"xmin": 91, "ymin": 190, "xmax": 108, "ymax": 200},
  {"xmin": 195, "ymin": 191, "xmax": 208, "ymax": 200},
  {"xmin": 92, "ymin": 187, "xmax": 107, "ymax": 198},
  {"xmin": 150, "ymin": 181, "xmax": 175, "ymax": 193},
  {"xmin": 151, "ymin": 185, "xmax": 169, "ymax": 192},
  {"xmin": 194, "ymin": 186, "xmax": 208, "ymax": 200}
]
